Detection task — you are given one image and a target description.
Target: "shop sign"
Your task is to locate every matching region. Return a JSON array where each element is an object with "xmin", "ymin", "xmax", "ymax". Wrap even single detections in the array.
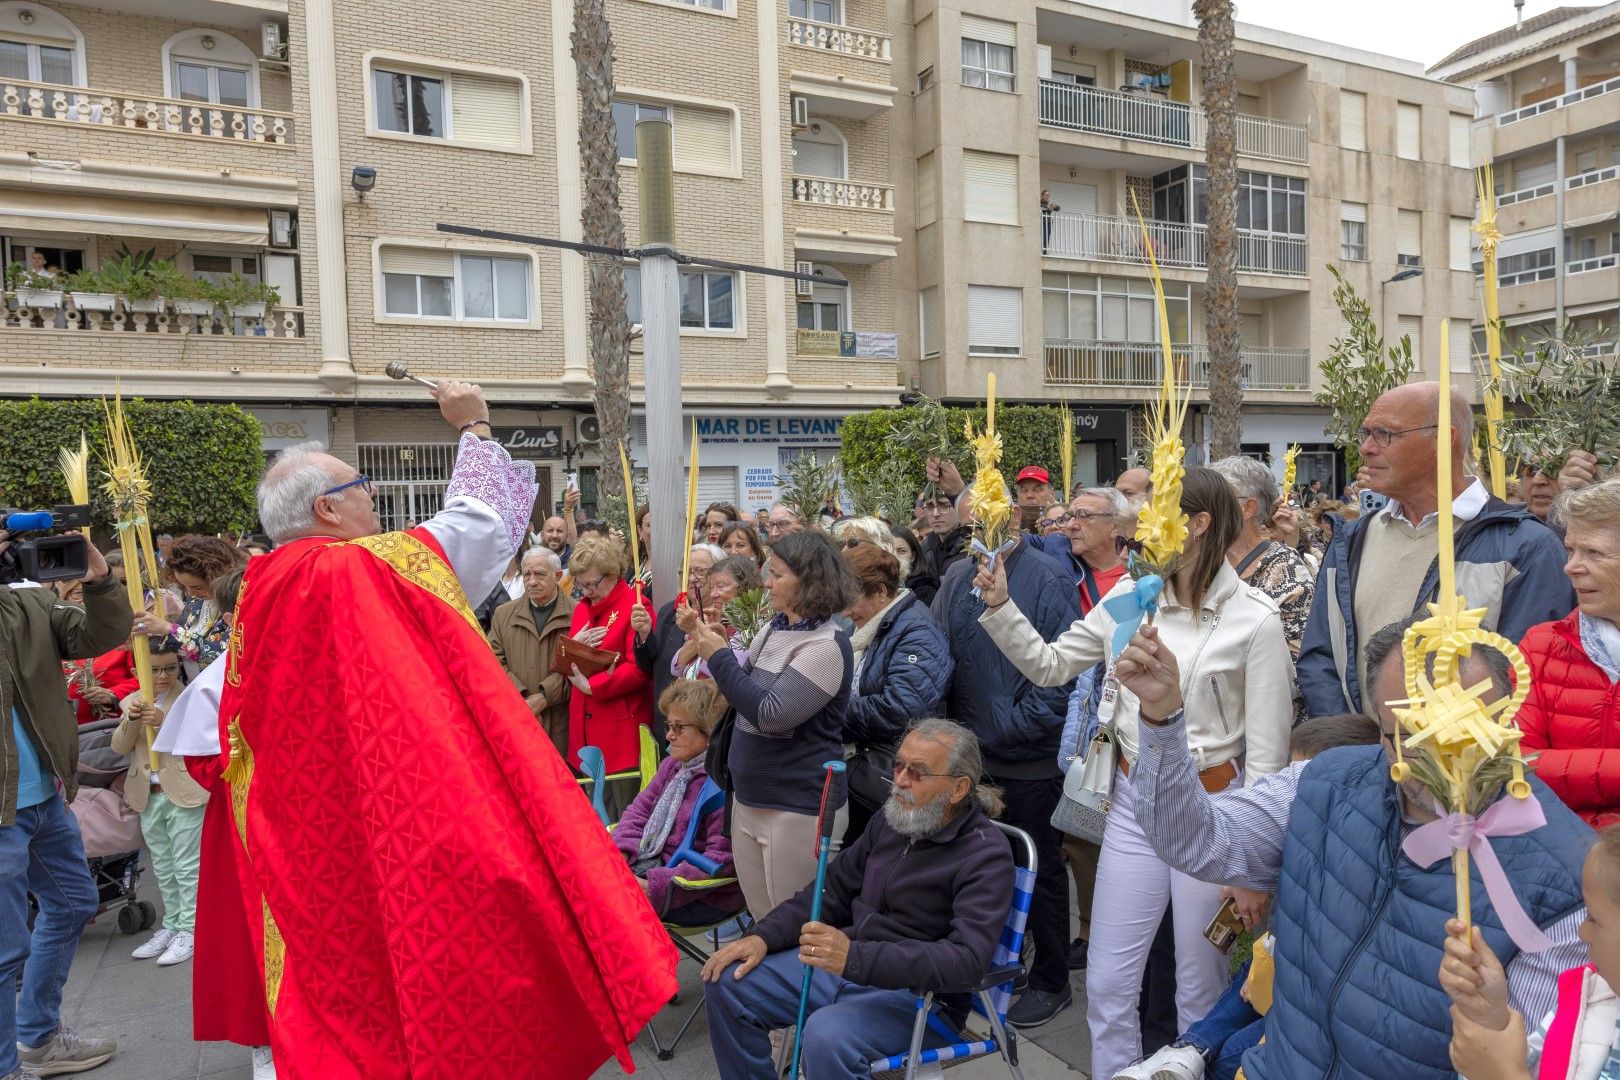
[{"xmin": 490, "ymin": 426, "xmax": 563, "ymax": 460}]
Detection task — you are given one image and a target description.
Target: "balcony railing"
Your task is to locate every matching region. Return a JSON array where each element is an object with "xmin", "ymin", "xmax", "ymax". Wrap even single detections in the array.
[
  {"xmin": 0, "ymin": 77, "xmax": 294, "ymax": 144},
  {"xmin": 1037, "ymin": 79, "xmax": 1308, "ymax": 164},
  {"xmin": 785, "ymin": 17, "xmax": 891, "ymax": 61},
  {"xmin": 1495, "ymin": 181, "xmax": 1556, "ymax": 206},
  {"xmin": 1044, "ymin": 210, "xmax": 1307, "ymax": 277},
  {"xmin": 791, "ymin": 175, "xmax": 895, "ymax": 211},
  {"xmin": 5, "ymin": 294, "xmax": 304, "ymax": 337},
  {"xmin": 1495, "ymin": 164, "xmax": 1618, "ymax": 206},
  {"xmin": 1569, "ymin": 253, "xmax": 1620, "ymax": 274},
  {"xmin": 1498, "ymin": 74, "xmax": 1620, "ymax": 126},
  {"xmin": 1044, "ymin": 340, "xmax": 1311, "ymax": 391}
]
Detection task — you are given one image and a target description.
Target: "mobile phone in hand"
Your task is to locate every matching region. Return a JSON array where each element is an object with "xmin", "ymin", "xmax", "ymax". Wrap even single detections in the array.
[{"xmin": 1203, "ymin": 895, "xmax": 1244, "ymax": 954}]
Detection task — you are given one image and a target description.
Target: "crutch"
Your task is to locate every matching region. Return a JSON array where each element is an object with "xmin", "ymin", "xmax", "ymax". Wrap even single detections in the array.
[{"xmin": 789, "ymin": 759, "xmax": 846, "ymax": 1079}]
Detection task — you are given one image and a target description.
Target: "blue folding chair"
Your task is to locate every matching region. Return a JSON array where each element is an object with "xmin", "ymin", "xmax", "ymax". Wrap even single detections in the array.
[
  {"xmin": 866, "ymin": 820, "xmax": 1036, "ymax": 1080},
  {"xmin": 575, "ymin": 746, "xmax": 610, "ymax": 825}
]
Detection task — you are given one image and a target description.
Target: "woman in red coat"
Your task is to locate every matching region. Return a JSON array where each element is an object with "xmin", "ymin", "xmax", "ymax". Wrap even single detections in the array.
[
  {"xmin": 1518, "ymin": 479, "xmax": 1620, "ymax": 827},
  {"xmin": 565, "ymin": 536, "xmax": 653, "ymax": 775}
]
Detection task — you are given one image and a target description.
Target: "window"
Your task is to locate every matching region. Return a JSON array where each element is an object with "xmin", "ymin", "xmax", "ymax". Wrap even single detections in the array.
[
  {"xmin": 967, "ymin": 285, "xmax": 1022, "ymax": 356},
  {"xmin": 613, "ymin": 97, "xmax": 735, "ymax": 173},
  {"xmin": 1340, "ymin": 90, "xmax": 1366, "ymax": 151},
  {"xmin": 379, "ymin": 247, "xmax": 531, "ymax": 323},
  {"xmin": 796, "ymin": 280, "xmax": 848, "ymax": 331},
  {"xmin": 191, "ymin": 253, "xmax": 260, "ymax": 284},
  {"xmin": 916, "ymin": 152, "xmax": 938, "ymax": 227},
  {"xmin": 1449, "ymin": 321, "xmax": 1474, "ymax": 373},
  {"xmin": 1042, "ymin": 272, "xmax": 1189, "ymax": 343},
  {"xmin": 1449, "ymin": 113, "xmax": 1471, "ymax": 169},
  {"xmin": 962, "ymin": 149, "xmax": 1018, "ymax": 225},
  {"xmin": 1575, "ymin": 147, "xmax": 1599, "ymax": 173},
  {"xmin": 374, "ymin": 69, "xmax": 444, "ymax": 137},
  {"xmin": 919, "ymin": 286, "xmax": 940, "ymax": 357},
  {"xmin": 792, "ymin": 121, "xmax": 845, "ymax": 178},
  {"xmin": 1340, "ymin": 202, "xmax": 1367, "ymax": 261},
  {"xmin": 680, "ymin": 270, "xmax": 735, "ymax": 330},
  {"xmin": 916, "ymin": 15, "xmax": 936, "ymax": 91},
  {"xmin": 613, "ymin": 99, "xmax": 669, "ymax": 160},
  {"xmin": 1397, "ymin": 315, "xmax": 1422, "ymax": 368},
  {"xmin": 960, "ymin": 15, "xmax": 1015, "ymax": 92},
  {"xmin": 0, "ymin": 38, "xmax": 73, "ymax": 85},
  {"xmin": 1160, "ymin": 166, "xmax": 1306, "ymax": 236},
  {"xmin": 674, "ymin": 0, "xmax": 728, "ymax": 8},
  {"xmin": 1396, "ymin": 102, "xmax": 1420, "ymax": 160},
  {"xmin": 1498, "ymin": 248, "xmax": 1555, "ymax": 285},
  {"xmin": 790, "ymin": 0, "xmax": 839, "ymax": 20},
  {"xmin": 1449, "ymin": 217, "xmax": 1472, "ymax": 272},
  {"xmin": 1397, "ymin": 209, "xmax": 1421, "ymax": 267},
  {"xmin": 622, "ymin": 265, "xmax": 642, "ymax": 325},
  {"xmin": 173, "ymin": 61, "xmax": 249, "ymax": 106}
]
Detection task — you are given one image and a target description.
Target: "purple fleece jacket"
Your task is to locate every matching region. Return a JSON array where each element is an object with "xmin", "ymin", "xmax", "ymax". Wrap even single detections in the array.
[{"xmin": 613, "ymin": 756, "xmax": 742, "ymax": 918}]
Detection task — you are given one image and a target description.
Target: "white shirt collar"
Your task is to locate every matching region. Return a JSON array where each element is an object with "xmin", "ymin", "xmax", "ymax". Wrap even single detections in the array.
[{"xmin": 1379, "ymin": 478, "xmax": 1489, "ymax": 529}]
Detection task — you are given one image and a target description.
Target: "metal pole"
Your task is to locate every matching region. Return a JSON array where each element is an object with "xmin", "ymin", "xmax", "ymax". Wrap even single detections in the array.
[{"xmin": 636, "ymin": 117, "xmax": 685, "ymax": 605}]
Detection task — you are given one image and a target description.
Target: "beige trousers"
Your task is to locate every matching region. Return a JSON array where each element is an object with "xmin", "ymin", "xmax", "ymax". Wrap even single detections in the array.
[
  {"xmin": 1063, "ymin": 834, "xmax": 1101, "ymax": 941},
  {"xmin": 730, "ymin": 800, "xmax": 849, "ymax": 923}
]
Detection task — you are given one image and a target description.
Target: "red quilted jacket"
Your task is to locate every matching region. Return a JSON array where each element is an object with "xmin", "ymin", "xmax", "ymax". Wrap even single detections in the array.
[{"xmin": 1519, "ymin": 612, "xmax": 1620, "ymax": 828}]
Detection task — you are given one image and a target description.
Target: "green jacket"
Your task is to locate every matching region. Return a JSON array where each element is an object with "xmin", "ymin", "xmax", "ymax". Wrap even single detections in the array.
[{"xmin": 1, "ymin": 575, "xmax": 133, "ymax": 826}]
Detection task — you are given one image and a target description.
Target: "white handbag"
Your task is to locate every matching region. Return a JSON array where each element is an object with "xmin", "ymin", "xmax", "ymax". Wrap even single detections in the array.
[{"xmin": 1050, "ymin": 669, "xmax": 1120, "ymax": 845}]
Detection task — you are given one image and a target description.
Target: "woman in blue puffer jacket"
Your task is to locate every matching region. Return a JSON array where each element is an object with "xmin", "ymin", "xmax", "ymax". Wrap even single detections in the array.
[{"xmin": 838, "ymin": 541, "xmax": 953, "ymax": 840}]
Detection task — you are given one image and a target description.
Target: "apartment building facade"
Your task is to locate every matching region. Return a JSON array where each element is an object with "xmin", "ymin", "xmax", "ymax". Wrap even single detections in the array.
[
  {"xmin": 894, "ymin": 0, "xmax": 1479, "ymax": 488},
  {"xmin": 0, "ymin": 0, "xmax": 904, "ymax": 523},
  {"xmin": 1430, "ymin": 3, "xmax": 1620, "ymax": 363}
]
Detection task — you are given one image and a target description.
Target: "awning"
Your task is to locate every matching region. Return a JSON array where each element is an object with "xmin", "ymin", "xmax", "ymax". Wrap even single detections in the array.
[{"xmin": 0, "ymin": 189, "xmax": 268, "ymax": 245}]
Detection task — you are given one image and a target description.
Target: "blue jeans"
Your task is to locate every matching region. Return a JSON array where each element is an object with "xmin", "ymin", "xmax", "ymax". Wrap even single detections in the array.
[
  {"xmin": 1182, "ymin": 959, "xmax": 1265, "ymax": 1080},
  {"xmin": 705, "ymin": 950, "xmax": 956, "ymax": 1080},
  {"xmin": 0, "ymin": 794, "xmax": 99, "ymax": 1074}
]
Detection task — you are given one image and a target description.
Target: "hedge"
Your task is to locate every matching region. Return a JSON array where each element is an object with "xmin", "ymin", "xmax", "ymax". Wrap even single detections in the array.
[
  {"xmin": 0, "ymin": 398, "xmax": 263, "ymax": 535},
  {"xmin": 840, "ymin": 403, "xmax": 1077, "ymax": 497}
]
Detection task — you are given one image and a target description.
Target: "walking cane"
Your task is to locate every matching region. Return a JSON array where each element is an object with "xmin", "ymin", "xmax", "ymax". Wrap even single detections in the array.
[{"xmin": 789, "ymin": 759, "xmax": 846, "ymax": 1079}]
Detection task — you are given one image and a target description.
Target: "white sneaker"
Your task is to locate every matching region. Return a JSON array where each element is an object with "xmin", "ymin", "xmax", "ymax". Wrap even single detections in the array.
[
  {"xmin": 131, "ymin": 928, "xmax": 175, "ymax": 960},
  {"xmin": 251, "ymin": 1046, "xmax": 276, "ymax": 1080},
  {"xmin": 1117, "ymin": 1044, "xmax": 1206, "ymax": 1080},
  {"xmin": 155, "ymin": 930, "xmax": 194, "ymax": 966}
]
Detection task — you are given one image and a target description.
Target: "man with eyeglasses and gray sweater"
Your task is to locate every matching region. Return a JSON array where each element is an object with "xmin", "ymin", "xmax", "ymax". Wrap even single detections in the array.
[{"xmin": 1297, "ymin": 382, "xmax": 1573, "ymax": 718}]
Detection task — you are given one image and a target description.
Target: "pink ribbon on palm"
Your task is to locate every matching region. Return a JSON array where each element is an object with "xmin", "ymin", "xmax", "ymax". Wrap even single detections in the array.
[{"xmin": 1402, "ymin": 794, "xmax": 1555, "ymax": 953}]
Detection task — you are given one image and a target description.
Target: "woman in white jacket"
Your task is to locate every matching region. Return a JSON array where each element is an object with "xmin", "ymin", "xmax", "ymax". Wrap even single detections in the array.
[{"xmin": 974, "ymin": 466, "xmax": 1294, "ymax": 1080}]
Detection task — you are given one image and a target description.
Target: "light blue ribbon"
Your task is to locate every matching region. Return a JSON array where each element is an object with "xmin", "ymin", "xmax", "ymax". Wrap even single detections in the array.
[
  {"xmin": 1101, "ymin": 573, "xmax": 1164, "ymax": 659},
  {"xmin": 969, "ymin": 537, "xmax": 1020, "ymax": 599}
]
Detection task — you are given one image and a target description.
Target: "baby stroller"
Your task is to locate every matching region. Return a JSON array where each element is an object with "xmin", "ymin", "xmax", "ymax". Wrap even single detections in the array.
[{"xmin": 65, "ymin": 719, "xmax": 155, "ymax": 934}]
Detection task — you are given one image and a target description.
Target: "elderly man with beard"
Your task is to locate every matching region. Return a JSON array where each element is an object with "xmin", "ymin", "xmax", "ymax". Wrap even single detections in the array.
[{"xmin": 701, "ymin": 719, "xmax": 1014, "ymax": 1079}]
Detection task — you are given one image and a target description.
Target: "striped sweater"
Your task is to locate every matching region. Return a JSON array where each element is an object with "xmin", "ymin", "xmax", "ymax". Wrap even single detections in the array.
[{"xmin": 706, "ymin": 616, "xmax": 852, "ymax": 815}]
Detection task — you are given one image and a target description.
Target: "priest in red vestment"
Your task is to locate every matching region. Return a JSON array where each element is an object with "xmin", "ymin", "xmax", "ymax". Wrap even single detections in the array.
[{"xmin": 188, "ymin": 381, "xmax": 677, "ymax": 1080}]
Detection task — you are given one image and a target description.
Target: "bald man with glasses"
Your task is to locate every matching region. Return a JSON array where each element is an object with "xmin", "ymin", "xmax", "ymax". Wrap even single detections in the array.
[{"xmin": 1296, "ymin": 381, "xmax": 1573, "ymax": 717}]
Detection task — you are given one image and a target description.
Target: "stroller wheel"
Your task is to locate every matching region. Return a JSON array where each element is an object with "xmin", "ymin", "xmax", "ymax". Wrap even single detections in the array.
[
  {"xmin": 138, "ymin": 902, "xmax": 158, "ymax": 930},
  {"xmin": 116, "ymin": 905, "xmax": 142, "ymax": 935}
]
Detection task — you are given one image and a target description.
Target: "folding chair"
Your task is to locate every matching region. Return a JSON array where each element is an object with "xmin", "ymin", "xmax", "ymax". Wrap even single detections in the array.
[
  {"xmin": 576, "ymin": 725, "xmax": 659, "ymax": 826},
  {"xmin": 866, "ymin": 820, "xmax": 1036, "ymax": 1080}
]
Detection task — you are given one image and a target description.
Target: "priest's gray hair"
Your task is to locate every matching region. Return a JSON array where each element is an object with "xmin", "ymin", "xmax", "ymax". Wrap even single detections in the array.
[
  {"xmin": 906, "ymin": 718, "xmax": 1004, "ymax": 818},
  {"xmin": 257, "ymin": 441, "xmax": 336, "ymax": 544}
]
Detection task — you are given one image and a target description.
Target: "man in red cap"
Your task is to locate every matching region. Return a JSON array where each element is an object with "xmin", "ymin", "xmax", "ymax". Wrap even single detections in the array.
[{"xmin": 1014, "ymin": 466, "xmax": 1057, "ymax": 535}]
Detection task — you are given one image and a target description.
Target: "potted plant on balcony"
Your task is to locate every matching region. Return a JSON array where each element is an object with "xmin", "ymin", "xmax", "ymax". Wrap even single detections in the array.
[
  {"xmin": 97, "ymin": 246, "xmax": 171, "ymax": 314},
  {"xmin": 210, "ymin": 273, "xmax": 281, "ymax": 320},
  {"xmin": 4, "ymin": 262, "xmax": 66, "ymax": 309},
  {"xmin": 64, "ymin": 268, "xmax": 122, "ymax": 315},
  {"xmin": 168, "ymin": 274, "xmax": 219, "ymax": 319}
]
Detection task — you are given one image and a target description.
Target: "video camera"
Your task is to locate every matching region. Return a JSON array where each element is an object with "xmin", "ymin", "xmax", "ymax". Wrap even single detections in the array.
[{"xmin": 0, "ymin": 505, "xmax": 93, "ymax": 585}]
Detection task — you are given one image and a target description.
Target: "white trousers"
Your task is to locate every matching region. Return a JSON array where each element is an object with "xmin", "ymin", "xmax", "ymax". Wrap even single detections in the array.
[{"xmin": 1085, "ymin": 767, "xmax": 1231, "ymax": 1080}]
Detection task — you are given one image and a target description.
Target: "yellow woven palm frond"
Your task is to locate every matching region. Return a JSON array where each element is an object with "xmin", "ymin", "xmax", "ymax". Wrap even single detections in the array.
[
  {"xmin": 100, "ymin": 395, "xmax": 152, "ymax": 523},
  {"xmin": 1282, "ymin": 445, "xmax": 1300, "ymax": 496}
]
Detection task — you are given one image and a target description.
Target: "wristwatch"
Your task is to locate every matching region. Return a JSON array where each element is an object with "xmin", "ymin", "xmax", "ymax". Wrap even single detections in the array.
[{"xmin": 1140, "ymin": 707, "xmax": 1185, "ymax": 729}]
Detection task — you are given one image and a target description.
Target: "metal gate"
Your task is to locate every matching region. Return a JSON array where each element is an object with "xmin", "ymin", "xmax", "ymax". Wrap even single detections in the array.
[{"xmin": 357, "ymin": 442, "xmax": 459, "ymax": 532}]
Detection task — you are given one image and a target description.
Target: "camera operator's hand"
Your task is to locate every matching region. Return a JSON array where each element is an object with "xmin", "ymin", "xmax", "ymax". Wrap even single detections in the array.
[{"xmin": 82, "ymin": 542, "xmax": 110, "ymax": 584}]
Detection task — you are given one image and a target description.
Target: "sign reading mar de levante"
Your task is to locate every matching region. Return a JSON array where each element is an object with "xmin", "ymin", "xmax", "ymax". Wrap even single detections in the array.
[{"xmin": 490, "ymin": 426, "xmax": 563, "ymax": 460}]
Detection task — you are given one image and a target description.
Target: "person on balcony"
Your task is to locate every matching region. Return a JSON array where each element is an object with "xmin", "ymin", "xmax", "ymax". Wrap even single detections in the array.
[{"xmin": 1042, "ymin": 189, "xmax": 1061, "ymax": 254}]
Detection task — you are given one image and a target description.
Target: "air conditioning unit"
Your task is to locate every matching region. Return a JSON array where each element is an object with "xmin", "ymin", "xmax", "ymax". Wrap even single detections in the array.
[
  {"xmin": 260, "ymin": 21, "xmax": 287, "ymax": 60},
  {"xmin": 794, "ymin": 261, "xmax": 816, "ymax": 297},
  {"xmin": 577, "ymin": 415, "xmax": 602, "ymax": 444},
  {"xmin": 790, "ymin": 94, "xmax": 809, "ymax": 129}
]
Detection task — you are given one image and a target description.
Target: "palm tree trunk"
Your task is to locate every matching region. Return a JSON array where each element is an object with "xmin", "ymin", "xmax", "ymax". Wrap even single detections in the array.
[
  {"xmin": 572, "ymin": 0, "xmax": 632, "ymax": 502},
  {"xmin": 1195, "ymin": 0, "xmax": 1242, "ymax": 460}
]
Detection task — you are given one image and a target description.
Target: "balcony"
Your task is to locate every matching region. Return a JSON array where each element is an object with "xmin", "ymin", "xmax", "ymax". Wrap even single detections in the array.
[
  {"xmin": 791, "ymin": 175, "xmax": 894, "ymax": 212},
  {"xmin": 785, "ymin": 17, "xmax": 890, "ymax": 62},
  {"xmin": 1569, "ymin": 253, "xmax": 1620, "ymax": 275},
  {"xmin": 5, "ymin": 293, "xmax": 304, "ymax": 338},
  {"xmin": 0, "ymin": 77, "xmax": 295, "ymax": 145},
  {"xmin": 1037, "ymin": 79, "xmax": 1307, "ymax": 165},
  {"xmin": 1497, "ymin": 74, "xmax": 1620, "ymax": 126},
  {"xmin": 1496, "ymin": 165, "xmax": 1618, "ymax": 207},
  {"xmin": 1044, "ymin": 340, "xmax": 1311, "ymax": 391},
  {"xmin": 1044, "ymin": 211, "xmax": 1307, "ymax": 277}
]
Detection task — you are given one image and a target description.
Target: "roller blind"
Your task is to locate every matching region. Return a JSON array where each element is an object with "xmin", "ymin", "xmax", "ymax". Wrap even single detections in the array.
[
  {"xmin": 1240, "ymin": 313, "xmax": 1262, "ymax": 347},
  {"xmin": 696, "ymin": 467, "xmax": 736, "ymax": 508},
  {"xmin": 1515, "ymin": 160, "xmax": 1557, "ymax": 188},
  {"xmin": 1397, "ymin": 102, "xmax": 1420, "ymax": 160},
  {"xmin": 916, "ymin": 16, "xmax": 936, "ymax": 77},
  {"xmin": 1398, "ymin": 315, "xmax": 1422, "ymax": 368},
  {"xmin": 1340, "ymin": 201, "xmax": 1367, "ymax": 223},
  {"xmin": 449, "ymin": 73, "xmax": 523, "ymax": 148},
  {"xmin": 1450, "ymin": 217, "xmax": 1472, "ymax": 271},
  {"xmin": 793, "ymin": 135, "xmax": 843, "ymax": 178},
  {"xmin": 967, "ymin": 285, "xmax": 1022, "ymax": 352},
  {"xmin": 379, "ymin": 247, "xmax": 455, "ymax": 277},
  {"xmin": 1449, "ymin": 320, "xmax": 1474, "ymax": 373},
  {"xmin": 1449, "ymin": 113, "xmax": 1471, "ymax": 168},
  {"xmin": 916, "ymin": 152, "xmax": 938, "ymax": 226},
  {"xmin": 1397, "ymin": 209, "xmax": 1422, "ymax": 258},
  {"xmin": 673, "ymin": 104, "xmax": 733, "ymax": 172},
  {"xmin": 963, "ymin": 149, "xmax": 1018, "ymax": 225},
  {"xmin": 919, "ymin": 286, "xmax": 940, "ymax": 356},
  {"xmin": 961, "ymin": 14, "xmax": 1015, "ymax": 47},
  {"xmin": 1340, "ymin": 90, "xmax": 1366, "ymax": 151}
]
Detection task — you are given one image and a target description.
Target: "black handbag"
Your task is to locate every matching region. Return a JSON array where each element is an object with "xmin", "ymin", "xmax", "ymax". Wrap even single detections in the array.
[
  {"xmin": 845, "ymin": 744, "xmax": 896, "ymax": 814},
  {"xmin": 704, "ymin": 706, "xmax": 738, "ymax": 792}
]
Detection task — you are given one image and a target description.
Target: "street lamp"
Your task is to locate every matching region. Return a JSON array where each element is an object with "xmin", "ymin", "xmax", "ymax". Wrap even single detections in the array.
[{"xmin": 1380, "ymin": 267, "xmax": 1423, "ymax": 347}]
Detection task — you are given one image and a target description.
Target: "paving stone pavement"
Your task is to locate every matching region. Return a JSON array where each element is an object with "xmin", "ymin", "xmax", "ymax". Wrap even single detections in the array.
[{"xmin": 50, "ymin": 874, "xmax": 1093, "ymax": 1079}]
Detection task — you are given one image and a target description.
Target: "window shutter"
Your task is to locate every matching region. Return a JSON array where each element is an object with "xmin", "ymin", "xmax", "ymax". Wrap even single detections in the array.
[
  {"xmin": 1240, "ymin": 313, "xmax": 1262, "ymax": 347},
  {"xmin": 960, "ymin": 14, "xmax": 1016, "ymax": 47},
  {"xmin": 793, "ymin": 134, "xmax": 843, "ymax": 178},
  {"xmin": 1397, "ymin": 315, "xmax": 1422, "ymax": 368},
  {"xmin": 1397, "ymin": 209, "xmax": 1421, "ymax": 258},
  {"xmin": 916, "ymin": 16, "xmax": 936, "ymax": 77},
  {"xmin": 449, "ymin": 74, "xmax": 523, "ymax": 148},
  {"xmin": 1397, "ymin": 102, "xmax": 1420, "ymax": 160},
  {"xmin": 916, "ymin": 152, "xmax": 938, "ymax": 226},
  {"xmin": 1340, "ymin": 90, "xmax": 1366, "ymax": 151},
  {"xmin": 1449, "ymin": 113, "xmax": 1471, "ymax": 168},
  {"xmin": 967, "ymin": 285, "xmax": 1022, "ymax": 352},
  {"xmin": 1449, "ymin": 217, "xmax": 1472, "ymax": 271},
  {"xmin": 1515, "ymin": 160, "xmax": 1557, "ymax": 188},
  {"xmin": 919, "ymin": 286, "xmax": 940, "ymax": 356},
  {"xmin": 695, "ymin": 467, "xmax": 736, "ymax": 508},
  {"xmin": 379, "ymin": 247, "xmax": 455, "ymax": 276},
  {"xmin": 673, "ymin": 105, "xmax": 733, "ymax": 172},
  {"xmin": 962, "ymin": 149, "xmax": 1018, "ymax": 225},
  {"xmin": 1449, "ymin": 320, "xmax": 1474, "ymax": 373},
  {"xmin": 1340, "ymin": 200, "xmax": 1366, "ymax": 224}
]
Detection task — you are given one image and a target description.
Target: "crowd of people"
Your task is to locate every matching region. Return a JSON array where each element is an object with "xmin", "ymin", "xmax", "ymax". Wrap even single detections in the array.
[{"xmin": 6, "ymin": 374, "xmax": 1620, "ymax": 1079}]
